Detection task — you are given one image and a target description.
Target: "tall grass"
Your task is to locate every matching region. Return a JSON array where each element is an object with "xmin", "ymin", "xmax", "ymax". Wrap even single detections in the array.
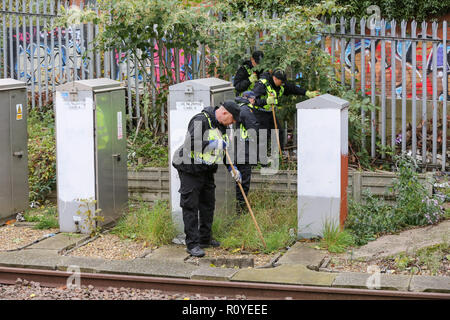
[
  {"xmin": 112, "ymin": 200, "xmax": 176, "ymax": 246},
  {"xmin": 213, "ymin": 188, "xmax": 297, "ymax": 253},
  {"xmin": 319, "ymin": 220, "xmax": 354, "ymax": 253}
]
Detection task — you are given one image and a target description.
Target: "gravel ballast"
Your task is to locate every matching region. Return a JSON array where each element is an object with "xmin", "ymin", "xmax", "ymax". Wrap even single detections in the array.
[{"xmin": 0, "ymin": 279, "xmax": 247, "ymax": 300}]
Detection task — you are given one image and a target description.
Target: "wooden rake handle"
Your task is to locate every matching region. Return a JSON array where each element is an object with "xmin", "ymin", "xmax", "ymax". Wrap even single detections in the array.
[{"xmin": 218, "ymin": 129, "xmax": 267, "ymax": 249}]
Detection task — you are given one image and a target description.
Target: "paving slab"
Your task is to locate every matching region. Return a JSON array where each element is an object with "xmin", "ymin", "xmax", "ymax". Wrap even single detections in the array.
[
  {"xmin": 95, "ymin": 259, "xmax": 198, "ymax": 279},
  {"xmin": 332, "ymin": 272, "xmax": 411, "ymax": 291},
  {"xmin": 191, "ymin": 266, "xmax": 239, "ymax": 281},
  {"xmin": 230, "ymin": 264, "xmax": 336, "ymax": 287},
  {"xmin": 0, "ymin": 250, "xmax": 62, "ymax": 270},
  {"xmin": 277, "ymin": 242, "xmax": 327, "ymax": 268},
  {"xmin": 145, "ymin": 245, "xmax": 190, "ymax": 262},
  {"xmin": 27, "ymin": 233, "xmax": 90, "ymax": 253},
  {"xmin": 409, "ymin": 275, "xmax": 450, "ymax": 293},
  {"xmin": 56, "ymin": 255, "xmax": 107, "ymax": 273},
  {"xmin": 351, "ymin": 220, "xmax": 450, "ymax": 260}
]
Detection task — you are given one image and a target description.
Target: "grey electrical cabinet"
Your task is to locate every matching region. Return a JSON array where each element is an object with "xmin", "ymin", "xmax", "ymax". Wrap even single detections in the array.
[
  {"xmin": 0, "ymin": 79, "xmax": 28, "ymax": 222},
  {"xmin": 168, "ymin": 78, "xmax": 236, "ymax": 237},
  {"xmin": 55, "ymin": 79, "xmax": 128, "ymax": 233}
]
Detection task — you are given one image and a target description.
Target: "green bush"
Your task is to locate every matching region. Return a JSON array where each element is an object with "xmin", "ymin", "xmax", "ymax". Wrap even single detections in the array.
[
  {"xmin": 28, "ymin": 107, "xmax": 56, "ymax": 203},
  {"xmin": 346, "ymin": 154, "xmax": 447, "ymax": 246},
  {"xmin": 127, "ymin": 129, "xmax": 168, "ymax": 168}
]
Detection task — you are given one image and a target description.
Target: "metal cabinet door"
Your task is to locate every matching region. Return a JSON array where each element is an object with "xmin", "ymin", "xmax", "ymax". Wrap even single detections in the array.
[
  {"xmin": 95, "ymin": 92, "xmax": 115, "ymax": 226},
  {"xmin": 95, "ymin": 89, "xmax": 127, "ymax": 227},
  {"xmin": 0, "ymin": 91, "xmax": 12, "ymax": 219},
  {"xmin": 9, "ymin": 88, "xmax": 28, "ymax": 213},
  {"xmin": 110, "ymin": 89, "xmax": 128, "ymax": 218}
]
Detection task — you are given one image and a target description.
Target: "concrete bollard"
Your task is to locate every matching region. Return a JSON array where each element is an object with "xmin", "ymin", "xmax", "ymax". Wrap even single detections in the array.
[{"xmin": 296, "ymin": 94, "xmax": 349, "ymax": 239}]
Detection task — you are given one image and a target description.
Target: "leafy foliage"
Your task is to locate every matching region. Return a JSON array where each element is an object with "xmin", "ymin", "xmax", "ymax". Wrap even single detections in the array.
[
  {"xmin": 219, "ymin": 0, "xmax": 449, "ymax": 21},
  {"xmin": 28, "ymin": 104, "xmax": 56, "ymax": 203},
  {"xmin": 346, "ymin": 154, "xmax": 446, "ymax": 246}
]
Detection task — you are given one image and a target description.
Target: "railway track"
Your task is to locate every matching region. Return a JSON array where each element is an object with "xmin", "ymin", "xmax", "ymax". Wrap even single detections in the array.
[{"xmin": 0, "ymin": 266, "xmax": 448, "ymax": 300}]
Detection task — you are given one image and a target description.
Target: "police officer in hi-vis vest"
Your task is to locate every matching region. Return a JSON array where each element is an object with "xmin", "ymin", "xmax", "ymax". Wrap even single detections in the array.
[
  {"xmin": 233, "ymin": 51, "xmax": 264, "ymax": 96},
  {"xmin": 172, "ymin": 101, "xmax": 242, "ymax": 257},
  {"xmin": 252, "ymin": 69, "xmax": 318, "ymax": 154}
]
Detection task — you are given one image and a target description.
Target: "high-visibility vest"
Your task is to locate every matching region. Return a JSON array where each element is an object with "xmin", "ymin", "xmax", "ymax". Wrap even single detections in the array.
[
  {"xmin": 258, "ymin": 78, "xmax": 284, "ymax": 111},
  {"xmin": 190, "ymin": 111, "xmax": 229, "ymax": 165}
]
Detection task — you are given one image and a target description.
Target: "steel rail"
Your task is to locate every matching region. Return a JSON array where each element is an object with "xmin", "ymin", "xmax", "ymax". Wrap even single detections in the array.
[{"xmin": 0, "ymin": 266, "xmax": 449, "ymax": 300}]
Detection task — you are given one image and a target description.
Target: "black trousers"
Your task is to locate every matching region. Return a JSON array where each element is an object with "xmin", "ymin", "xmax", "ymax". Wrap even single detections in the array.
[
  {"xmin": 235, "ymin": 164, "xmax": 252, "ymax": 214},
  {"xmin": 178, "ymin": 170, "xmax": 216, "ymax": 250}
]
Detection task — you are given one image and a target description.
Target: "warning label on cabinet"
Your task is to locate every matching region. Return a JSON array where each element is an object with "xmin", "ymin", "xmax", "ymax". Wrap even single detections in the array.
[{"xmin": 16, "ymin": 104, "xmax": 23, "ymax": 120}]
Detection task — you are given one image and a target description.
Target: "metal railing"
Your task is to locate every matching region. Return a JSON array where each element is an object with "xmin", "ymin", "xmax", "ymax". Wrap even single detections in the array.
[
  {"xmin": 1, "ymin": 2, "xmax": 448, "ymax": 170},
  {"xmin": 322, "ymin": 17, "xmax": 448, "ymax": 171}
]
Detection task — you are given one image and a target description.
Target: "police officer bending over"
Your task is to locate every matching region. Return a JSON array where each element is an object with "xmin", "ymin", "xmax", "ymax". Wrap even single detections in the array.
[
  {"xmin": 252, "ymin": 68, "xmax": 318, "ymax": 152},
  {"xmin": 172, "ymin": 101, "xmax": 242, "ymax": 257}
]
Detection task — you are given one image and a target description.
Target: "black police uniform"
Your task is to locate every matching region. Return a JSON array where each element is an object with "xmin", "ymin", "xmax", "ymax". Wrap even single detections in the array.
[
  {"xmin": 233, "ymin": 97, "xmax": 259, "ymax": 213},
  {"xmin": 233, "ymin": 60, "xmax": 264, "ymax": 95},
  {"xmin": 172, "ymin": 106, "xmax": 232, "ymax": 251},
  {"xmin": 252, "ymin": 71, "xmax": 306, "ymax": 157}
]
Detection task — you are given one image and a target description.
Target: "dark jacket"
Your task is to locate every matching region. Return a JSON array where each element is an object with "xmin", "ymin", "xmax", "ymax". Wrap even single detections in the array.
[
  {"xmin": 233, "ymin": 60, "xmax": 263, "ymax": 94},
  {"xmin": 233, "ymin": 97, "xmax": 260, "ymax": 164},
  {"xmin": 172, "ymin": 106, "xmax": 227, "ymax": 175},
  {"xmin": 252, "ymin": 72, "xmax": 306, "ymax": 110}
]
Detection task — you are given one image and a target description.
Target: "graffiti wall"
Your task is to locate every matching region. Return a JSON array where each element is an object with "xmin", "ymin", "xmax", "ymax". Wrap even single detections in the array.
[
  {"xmin": 8, "ymin": 24, "xmax": 207, "ymax": 88},
  {"xmin": 325, "ymin": 19, "xmax": 450, "ymax": 100}
]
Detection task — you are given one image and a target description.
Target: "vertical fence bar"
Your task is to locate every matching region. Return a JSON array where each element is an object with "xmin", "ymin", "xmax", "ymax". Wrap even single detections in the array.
[
  {"xmin": 431, "ymin": 22, "xmax": 438, "ymax": 165},
  {"xmin": 360, "ymin": 18, "xmax": 366, "ymax": 148},
  {"xmin": 29, "ymin": 0, "xmax": 34, "ymax": 108},
  {"xmin": 64, "ymin": 1, "xmax": 69, "ymax": 82},
  {"xmin": 350, "ymin": 17, "xmax": 356, "ymax": 90},
  {"xmin": 87, "ymin": 3, "xmax": 93, "ymax": 80},
  {"xmin": 175, "ymin": 48, "xmax": 180, "ymax": 83},
  {"xmin": 370, "ymin": 23, "xmax": 376, "ymax": 157},
  {"xmin": 43, "ymin": 0, "xmax": 48, "ymax": 104},
  {"xmin": 2, "ymin": 0, "xmax": 5, "ymax": 77},
  {"xmin": 36, "ymin": 0, "xmax": 42, "ymax": 108},
  {"xmin": 411, "ymin": 21, "xmax": 417, "ymax": 158},
  {"xmin": 57, "ymin": 0, "xmax": 62, "ymax": 83},
  {"xmin": 50, "ymin": 0, "xmax": 55, "ymax": 92},
  {"xmin": 15, "ymin": 0, "xmax": 20, "ymax": 80},
  {"xmin": 340, "ymin": 16, "xmax": 345, "ymax": 84},
  {"xmin": 8, "ymin": 0, "xmax": 13, "ymax": 78},
  {"xmin": 126, "ymin": 50, "xmax": 132, "ymax": 128},
  {"xmin": 320, "ymin": 17, "xmax": 326, "ymax": 51},
  {"xmin": 22, "ymin": 0, "xmax": 27, "ymax": 83},
  {"xmin": 80, "ymin": 1, "xmax": 84, "ymax": 80},
  {"xmin": 401, "ymin": 20, "xmax": 407, "ymax": 152},
  {"xmin": 390, "ymin": 20, "xmax": 397, "ymax": 150},
  {"xmin": 380, "ymin": 19, "xmax": 386, "ymax": 158},
  {"xmin": 94, "ymin": 3, "xmax": 100, "ymax": 77},
  {"xmin": 330, "ymin": 16, "xmax": 336, "ymax": 76},
  {"xmin": 134, "ymin": 53, "xmax": 140, "ymax": 121},
  {"xmin": 442, "ymin": 21, "xmax": 447, "ymax": 171},
  {"xmin": 421, "ymin": 21, "xmax": 427, "ymax": 163}
]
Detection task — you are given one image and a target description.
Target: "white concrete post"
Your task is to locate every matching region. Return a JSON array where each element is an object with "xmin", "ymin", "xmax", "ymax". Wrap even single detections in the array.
[{"xmin": 296, "ymin": 94, "xmax": 349, "ymax": 239}]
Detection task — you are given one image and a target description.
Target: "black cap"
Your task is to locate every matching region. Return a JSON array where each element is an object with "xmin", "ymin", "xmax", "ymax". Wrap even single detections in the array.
[
  {"xmin": 273, "ymin": 69, "xmax": 287, "ymax": 82},
  {"xmin": 222, "ymin": 100, "xmax": 240, "ymax": 122},
  {"xmin": 252, "ymin": 51, "xmax": 264, "ymax": 64}
]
